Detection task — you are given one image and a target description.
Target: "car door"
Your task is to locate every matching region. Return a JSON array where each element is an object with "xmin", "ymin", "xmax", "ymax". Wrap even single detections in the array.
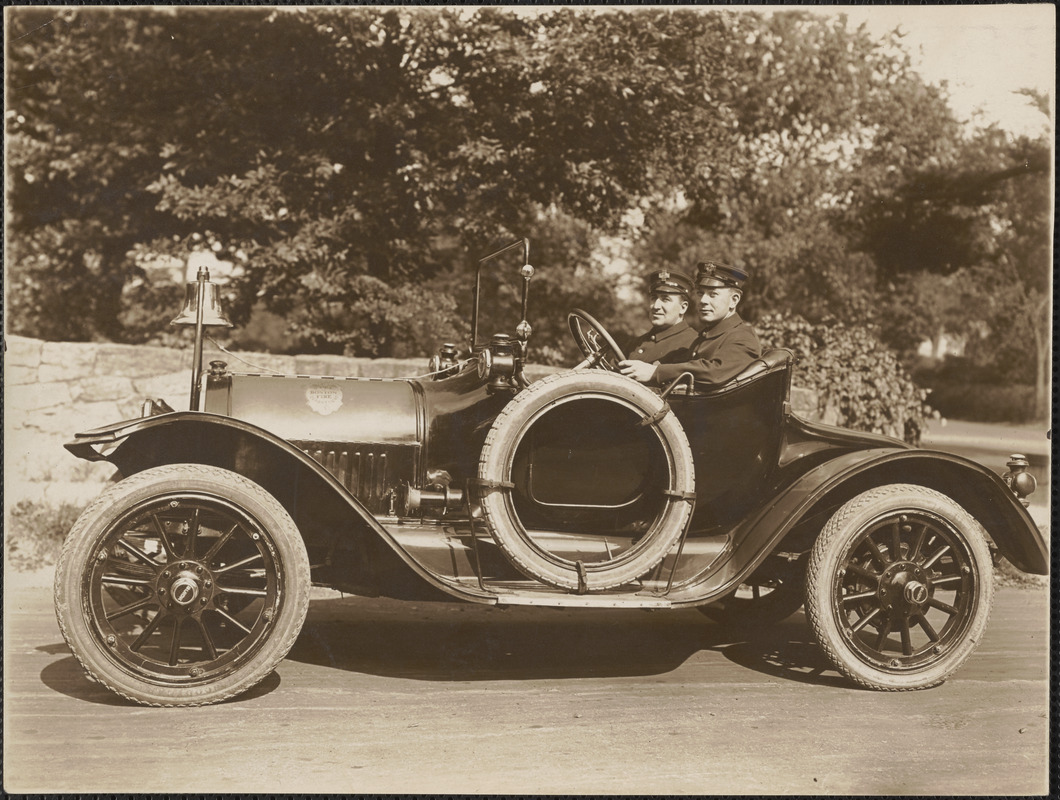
[{"xmin": 669, "ymin": 366, "xmax": 789, "ymax": 528}]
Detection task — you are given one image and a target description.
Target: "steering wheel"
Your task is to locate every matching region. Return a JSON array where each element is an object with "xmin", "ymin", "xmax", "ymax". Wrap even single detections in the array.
[{"xmin": 567, "ymin": 309, "xmax": 627, "ymax": 371}]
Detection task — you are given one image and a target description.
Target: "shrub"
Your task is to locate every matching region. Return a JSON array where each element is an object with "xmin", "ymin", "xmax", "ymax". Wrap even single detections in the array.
[
  {"xmin": 6, "ymin": 500, "xmax": 84, "ymax": 571},
  {"xmin": 756, "ymin": 312, "xmax": 934, "ymax": 445},
  {"xmin": 923, "ymin": 381, "xmax": 1038, "ymax": 424},
  {"xmin": 912, "ymin": 357, "xmax": 1040, "ymax": 424}
]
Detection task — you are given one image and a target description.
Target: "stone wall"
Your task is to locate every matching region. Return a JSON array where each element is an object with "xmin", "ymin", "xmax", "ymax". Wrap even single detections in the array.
[{"xmin": 4, "ymin": 334, "xmax": 818, "ymax": 506}]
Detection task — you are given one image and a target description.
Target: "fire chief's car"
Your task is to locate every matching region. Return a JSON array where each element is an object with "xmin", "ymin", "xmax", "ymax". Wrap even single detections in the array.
[{"xmin": 55, "ymin": 239, "xmax": 1046, "ymax": 706}]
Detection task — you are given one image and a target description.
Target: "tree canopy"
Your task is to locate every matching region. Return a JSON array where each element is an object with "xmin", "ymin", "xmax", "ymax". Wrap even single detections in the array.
[
  {"xmin": 7, "ymin": 6, "xmax": 731, "ymax": 356},
  {"xmin": 6, "ymin": 6, "xmax": 1052, "ymax": 420}
]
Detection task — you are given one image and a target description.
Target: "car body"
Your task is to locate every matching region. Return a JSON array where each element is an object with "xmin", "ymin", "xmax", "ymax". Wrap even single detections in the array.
[{"xmin": 55, "ymin": 238, "xmax": 1047, "ymax": 706}]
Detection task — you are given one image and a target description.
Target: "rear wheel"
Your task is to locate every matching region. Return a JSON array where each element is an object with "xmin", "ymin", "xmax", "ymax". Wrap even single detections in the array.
[
  {"xmin": 805, "ymin": 484, "xmax": 993, "ymax": 690},
  {"xmin": 54, "ymin": 464, "xmax": 310, "ymax": 706}
]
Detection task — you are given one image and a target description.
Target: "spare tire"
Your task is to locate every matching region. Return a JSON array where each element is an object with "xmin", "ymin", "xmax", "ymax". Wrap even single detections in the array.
[{"xmin": 477, "ymin": 370, "xmax": 695, "ymax": 591}]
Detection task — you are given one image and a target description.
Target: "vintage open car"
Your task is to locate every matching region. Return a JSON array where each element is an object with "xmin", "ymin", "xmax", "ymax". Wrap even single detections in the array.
[{"xmin": 55, "ymin": 239, "xmax": 1047, "ymax": 706}]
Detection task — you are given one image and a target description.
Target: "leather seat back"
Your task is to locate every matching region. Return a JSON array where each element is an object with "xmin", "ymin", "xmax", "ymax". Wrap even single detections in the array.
[{"xmin": 729, "ymin": 348, "xmax": 795, "ymax": 383}]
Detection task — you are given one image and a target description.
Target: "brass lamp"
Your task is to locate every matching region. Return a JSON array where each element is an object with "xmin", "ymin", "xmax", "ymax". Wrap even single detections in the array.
[{"xmin": 172, "ymin": 267, "xmax": 233, "ymax": 410}]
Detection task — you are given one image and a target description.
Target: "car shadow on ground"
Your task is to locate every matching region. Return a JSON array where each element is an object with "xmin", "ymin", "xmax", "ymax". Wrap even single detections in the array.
[
  {"xmin": 288, "ymin": 595, "xmax": 851, "ymax": 689},
  {"xmin": 38, "ymin": 649, "xmax": 282, "ymax": 706},
  {"xmin": 36, "ymin": 597, "xmax": 851, "ymax": 707}
]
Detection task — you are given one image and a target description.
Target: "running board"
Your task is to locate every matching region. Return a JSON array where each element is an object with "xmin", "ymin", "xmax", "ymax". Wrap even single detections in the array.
[{"xmin": 492, "ymin": 591, "xmax": 673, "ymax": 609}]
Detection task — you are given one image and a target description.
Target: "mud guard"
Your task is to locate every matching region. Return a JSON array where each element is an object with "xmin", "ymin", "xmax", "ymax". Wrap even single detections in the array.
[
  {"xmin": 65, "ymin": 411, "xmax": 498, "ymax": 603},
  {"xmin": 672, "ymin": 447, "xmax": 1047, "ymax": 606}
]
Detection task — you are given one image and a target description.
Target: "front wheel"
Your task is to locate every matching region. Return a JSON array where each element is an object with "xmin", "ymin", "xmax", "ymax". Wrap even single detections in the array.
[
  {"xmin": 54, "ymin": 464, "xmax": 310, "ymax": 706},
  {"xmin": 805, "ymin": 484, "xmax": 993, "ymax": 691}
]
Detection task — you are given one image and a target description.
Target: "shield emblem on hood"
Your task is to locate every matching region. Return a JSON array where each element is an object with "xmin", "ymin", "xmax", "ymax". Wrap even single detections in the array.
[{"xmin": 305, "ymin": 385, "xmax": 343, "ymax": 416}]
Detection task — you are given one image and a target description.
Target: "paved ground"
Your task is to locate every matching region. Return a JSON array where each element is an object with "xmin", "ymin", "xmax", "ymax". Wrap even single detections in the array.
[{"xmin": 3, "ymin": 580, "xmax": 1049, "ymax": 795}]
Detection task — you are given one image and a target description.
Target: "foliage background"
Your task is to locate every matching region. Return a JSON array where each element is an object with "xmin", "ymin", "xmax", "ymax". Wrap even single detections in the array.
[{"xmin": 5, "ymin": 6, "xmax": 1052, "ymax": 439}]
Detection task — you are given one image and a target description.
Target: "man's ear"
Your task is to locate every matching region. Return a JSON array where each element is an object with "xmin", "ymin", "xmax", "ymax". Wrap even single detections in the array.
[
  {"xmin": 730, "ymin": 289, "xmax": 742, "ymax": 310},
  {"xmin": 679, "ymin": 298, "xmax": 690, "ymax": 316}
]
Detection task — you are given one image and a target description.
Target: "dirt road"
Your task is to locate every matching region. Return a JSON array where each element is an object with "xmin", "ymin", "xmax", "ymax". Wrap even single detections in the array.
[{"xmin": 3, "ymin": 580, "xmax": 1049, "ymax": 795}]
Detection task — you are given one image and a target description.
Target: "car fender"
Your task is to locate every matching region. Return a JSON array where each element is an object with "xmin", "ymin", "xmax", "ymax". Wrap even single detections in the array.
[
  {"xmin": 676, "ymin": 446, "xmax": 1047, "ymax": 605},
  {"xmin": 65, "ymin": 411, "xmax": 496, "ymax": 603}
]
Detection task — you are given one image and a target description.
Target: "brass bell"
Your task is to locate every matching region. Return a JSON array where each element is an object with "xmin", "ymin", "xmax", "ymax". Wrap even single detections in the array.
[{"xmin": 171, "ymin": 270, "xmax": 233, "ymax": 327}]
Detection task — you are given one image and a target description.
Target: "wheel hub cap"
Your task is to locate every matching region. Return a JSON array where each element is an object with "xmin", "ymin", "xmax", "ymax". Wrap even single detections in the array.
[
  {"xmin": 904, "ymin": 580, "xmax": 928, "ymax": 605},
  {"xmin": 168, "ymin": 571, "xmax": 202, "ymax": 607}
]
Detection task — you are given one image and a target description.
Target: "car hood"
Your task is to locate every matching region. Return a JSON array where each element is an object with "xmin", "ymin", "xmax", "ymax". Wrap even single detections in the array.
[{"xmin": 204, "ymin": 373, "xmax": 421, "ymax": 445}]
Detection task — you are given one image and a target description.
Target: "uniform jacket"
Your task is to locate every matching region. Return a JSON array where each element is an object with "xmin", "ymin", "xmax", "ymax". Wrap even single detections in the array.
[
  {"xmin": 625, "ymin": 320, "xmax": 698, "ymax": 365},
  {"xmin": 652, "ymin": 312, "xmax": 761, "ymax": 387}
]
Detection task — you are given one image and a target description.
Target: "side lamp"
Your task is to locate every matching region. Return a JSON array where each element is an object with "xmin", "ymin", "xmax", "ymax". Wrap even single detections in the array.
[
  {"xmin": 171, "ymin": 267, "xmax": 233, "ymax": 411},
  {"xmin": 1001, "ymin": 454, "xmax": 1037, "ymax": 507}
]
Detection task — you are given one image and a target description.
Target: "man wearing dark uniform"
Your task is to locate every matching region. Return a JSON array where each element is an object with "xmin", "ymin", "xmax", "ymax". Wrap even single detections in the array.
[
  {"xmin": 625, "ymin": 268, "xmax": 698, "ymax": 365},
  {"xmin": 621, "ymin": 260, "xmax": 761, "ymax": 387}
]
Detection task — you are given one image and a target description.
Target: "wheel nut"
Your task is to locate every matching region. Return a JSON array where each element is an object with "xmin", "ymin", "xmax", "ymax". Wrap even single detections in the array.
[
  {"xmin": 933, "ymin": 645, "xmax": 942, "ymax": 654},
  {"xmin": 190, "ymin": 667, "xmax": 203, "ymax": 677},
  {"xmin": 97, "ymin": 551, "xmax": 107, "ymax": 562},
  {"xmin": 252, "ymin": 533, "xmax": 260, "ymax": 541},
  {"xmin": 106, "ymin": 635, "xmax": 116, "ymax": 646},
  {"xmin": 890, "ymin": 658, "xmax": 900, "ymax": 667},
  {"xmin": 903, "ymin": 581, "xmax": 928, "ymax": 605},
  {"xmin": 163, "ymin": 570, "xmax": 171, "ymax": 578},
  {"xmin": 196, "ymin": 566, "xmax": 203, "ymax": 574},
  {"xmin": 159, "ymin": 587, "xmax": 166, "ymax": 594}
]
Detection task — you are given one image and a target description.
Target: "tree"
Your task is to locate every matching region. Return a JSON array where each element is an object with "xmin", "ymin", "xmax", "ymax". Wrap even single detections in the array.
[
  {"xmin": 861, "ymin": 111, "xmax": 1051, "ymax": 419},
  {"xmin": 625, "ymin": 11, "xmax": 1050, "ymax": 427},
  {"xmin": 8, "ymin": 7, "xmax": 1050, "ymax": 425},
  {"xmin": 7, "ymin": 8, "xmax": 198, "ymax": 341},
  {"xmin": 633, "ymin": 10, "xmax": 965, "ymax": 328},
  {"xmin": 6, "ymin": 7, "xmax": 735, "ymax": 358}
]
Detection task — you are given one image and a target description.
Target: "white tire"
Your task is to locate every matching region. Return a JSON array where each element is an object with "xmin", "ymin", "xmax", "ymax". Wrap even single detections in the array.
[{"xmin": 478, "ymin": 370, "xmax": 695, "ymax": 591}]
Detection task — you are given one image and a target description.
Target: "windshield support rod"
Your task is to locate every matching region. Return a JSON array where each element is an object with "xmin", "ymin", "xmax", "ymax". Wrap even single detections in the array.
[{"xmin": 471, "ymin": 238, "xmax": 529, "ymax": 350}]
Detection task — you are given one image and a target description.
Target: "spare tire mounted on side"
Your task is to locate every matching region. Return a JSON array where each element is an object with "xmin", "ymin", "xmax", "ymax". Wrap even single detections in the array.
[{"xmin": 477, "ymin": 370, "xmax": 695, "ymax": 592}]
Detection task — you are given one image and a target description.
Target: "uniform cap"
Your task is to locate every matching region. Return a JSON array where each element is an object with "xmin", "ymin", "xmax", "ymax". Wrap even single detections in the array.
[
  {"xmin": 696, "ymin": 260, "xmax": 749, "ymax": 290},
  {"xmin": 647, "ymin": 269, "xmax": 694, "ymax": 300}
]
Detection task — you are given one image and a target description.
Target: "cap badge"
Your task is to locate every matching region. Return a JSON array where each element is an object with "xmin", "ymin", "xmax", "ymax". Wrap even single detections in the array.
[{"xmin": 659, "ymin": 270, "xmax": 669, "ymax": 281}]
